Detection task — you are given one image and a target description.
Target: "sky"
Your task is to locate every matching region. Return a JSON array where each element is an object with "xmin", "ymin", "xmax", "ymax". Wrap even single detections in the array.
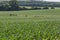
[
  {"xmin": 44, "ymin": 0, "xmax": 60, "ymax": 2},
  {"xmin": 0, "ymin": 0, "xmax": 60, "ymax": 2}
]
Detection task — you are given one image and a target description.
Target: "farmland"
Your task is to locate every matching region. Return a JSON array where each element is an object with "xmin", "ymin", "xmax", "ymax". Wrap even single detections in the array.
[{"xmin": 0, "ymin": 9, "xmax": 60, "ymax": 40}]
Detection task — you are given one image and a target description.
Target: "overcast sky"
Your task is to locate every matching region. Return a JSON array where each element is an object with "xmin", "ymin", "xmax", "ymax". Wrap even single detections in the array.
[
  {"xmin": 0, "ymin": 0, "xmax": 60, "ymax": 2},
  {"xmin": 44, "ymin": 0, "xmax": 60, "ymax": 2}
]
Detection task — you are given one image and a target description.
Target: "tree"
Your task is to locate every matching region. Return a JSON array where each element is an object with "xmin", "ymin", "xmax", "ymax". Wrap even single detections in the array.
[
  {"xmin": 9, "ymin": 0, "xmax": 20, "ymax": 10},
  {"xmin": 0, "ymin": 5, "xmax": 4, "ymax": 11},
  {"xmin": 0, "ymin": 4, "xmax": 8, "ymax": 11}
]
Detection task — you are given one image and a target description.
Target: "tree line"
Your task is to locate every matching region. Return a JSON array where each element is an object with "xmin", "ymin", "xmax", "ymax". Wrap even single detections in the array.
[
  {"xmin": 0, "ymin": 0, "xmax": 55, "ymax": 11},
  {"xmin": 0, "ymin": 0, "xmax": 20, "ymax": 11}
]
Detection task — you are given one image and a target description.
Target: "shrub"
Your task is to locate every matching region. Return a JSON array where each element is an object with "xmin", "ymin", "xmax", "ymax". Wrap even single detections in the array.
[
  {"xmin": 43, "ymin": 7, "xmax": 49, "ymax": 9},
  {"xmin": 9, "ymin": 14, "xmax": 17, "ymax": 16},
  {"xmin": 22, "ymin": 7, "xmax": 27, "ymax": 10},
  {"xmin": 51, "ymin": 7, "xmax": 55, "ymax": 9}
]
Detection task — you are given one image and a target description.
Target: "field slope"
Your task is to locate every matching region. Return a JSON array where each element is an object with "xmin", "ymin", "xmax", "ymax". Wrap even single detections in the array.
[{"xmin": 0, "ymin": 9, "xmax": 60, "ymax": 40}]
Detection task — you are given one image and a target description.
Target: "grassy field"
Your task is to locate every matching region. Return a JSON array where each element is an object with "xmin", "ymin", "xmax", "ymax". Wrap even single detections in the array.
[{"xmin": 0, "ymin": 9, "xmax": 60, "ymax": 40}]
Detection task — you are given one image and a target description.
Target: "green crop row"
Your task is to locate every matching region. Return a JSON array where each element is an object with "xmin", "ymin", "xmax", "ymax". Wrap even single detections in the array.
[{"xmin": 0, "ymin": 21, "xmax": 60, "ymax": 40}]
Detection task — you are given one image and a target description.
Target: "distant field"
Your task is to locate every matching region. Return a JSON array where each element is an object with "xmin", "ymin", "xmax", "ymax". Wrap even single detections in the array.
[{"xmin": 0, "ymin": 9, "xmax": 60, "ymax": 40}]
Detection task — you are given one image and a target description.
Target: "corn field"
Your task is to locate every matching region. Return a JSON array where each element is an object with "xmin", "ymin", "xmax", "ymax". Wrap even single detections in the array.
[{"xmin": 0, "ymin": 9, "xmax": 60, "ymax": 40}]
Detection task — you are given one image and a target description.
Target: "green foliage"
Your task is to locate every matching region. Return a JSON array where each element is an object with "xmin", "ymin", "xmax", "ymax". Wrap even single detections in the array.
[
  {"xmin": 43, "ymin": 6, "xmax": 49, "ymax": 9},
  {"xmin": 0, "ymin": 21, "xmax": 60, "ymax": 40},
  {"xmin": 0, "ymin": 0, "xmax": 20, "ymax": 11},
  {"xmin": 9, "ymin": 0, "xmax": 20, "ymax": 10},
  {"xmin": 0, "ymin": 9, "xmax": 60, "ymax": 40},
  {"xmin": 0, "ymin": 3, "xmax": 10, "ymax": 11},
  {"xmin": 51, "ymin": 7, "xmax": 55, "ymax": 9}
]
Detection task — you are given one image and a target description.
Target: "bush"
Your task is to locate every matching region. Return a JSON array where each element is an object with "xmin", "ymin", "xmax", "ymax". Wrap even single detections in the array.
[
  {"xmin": 9, "ymin": 14, "xmax": 17, "ymax": 16},
  {"xmin": 43, "ymin": 7, "xmax": 49, "ymax": 9},
  {"xmin": 22, "ymin": 7, "xmax": 27, "ymax": 10},
  {"xmin": 51, "ymin": 7, "xmax": 55, "ymax": 9}
]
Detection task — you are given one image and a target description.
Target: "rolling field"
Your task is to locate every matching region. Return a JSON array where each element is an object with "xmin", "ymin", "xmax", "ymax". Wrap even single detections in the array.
[{"xmin": 0, "ymin": 9, "xmax": 60, "ymax": 40}]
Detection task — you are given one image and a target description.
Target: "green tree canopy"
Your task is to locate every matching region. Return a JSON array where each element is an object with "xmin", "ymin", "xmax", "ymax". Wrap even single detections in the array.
[{"xmin": 9, "ymin": 0, "xmax": 19, "ymax": 10}]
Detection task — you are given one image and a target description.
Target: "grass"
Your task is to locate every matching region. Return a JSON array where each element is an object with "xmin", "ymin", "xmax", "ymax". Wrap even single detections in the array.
[{"xmin": 0, "ymin": 9, "xmax": 60, "ymax": 40}]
